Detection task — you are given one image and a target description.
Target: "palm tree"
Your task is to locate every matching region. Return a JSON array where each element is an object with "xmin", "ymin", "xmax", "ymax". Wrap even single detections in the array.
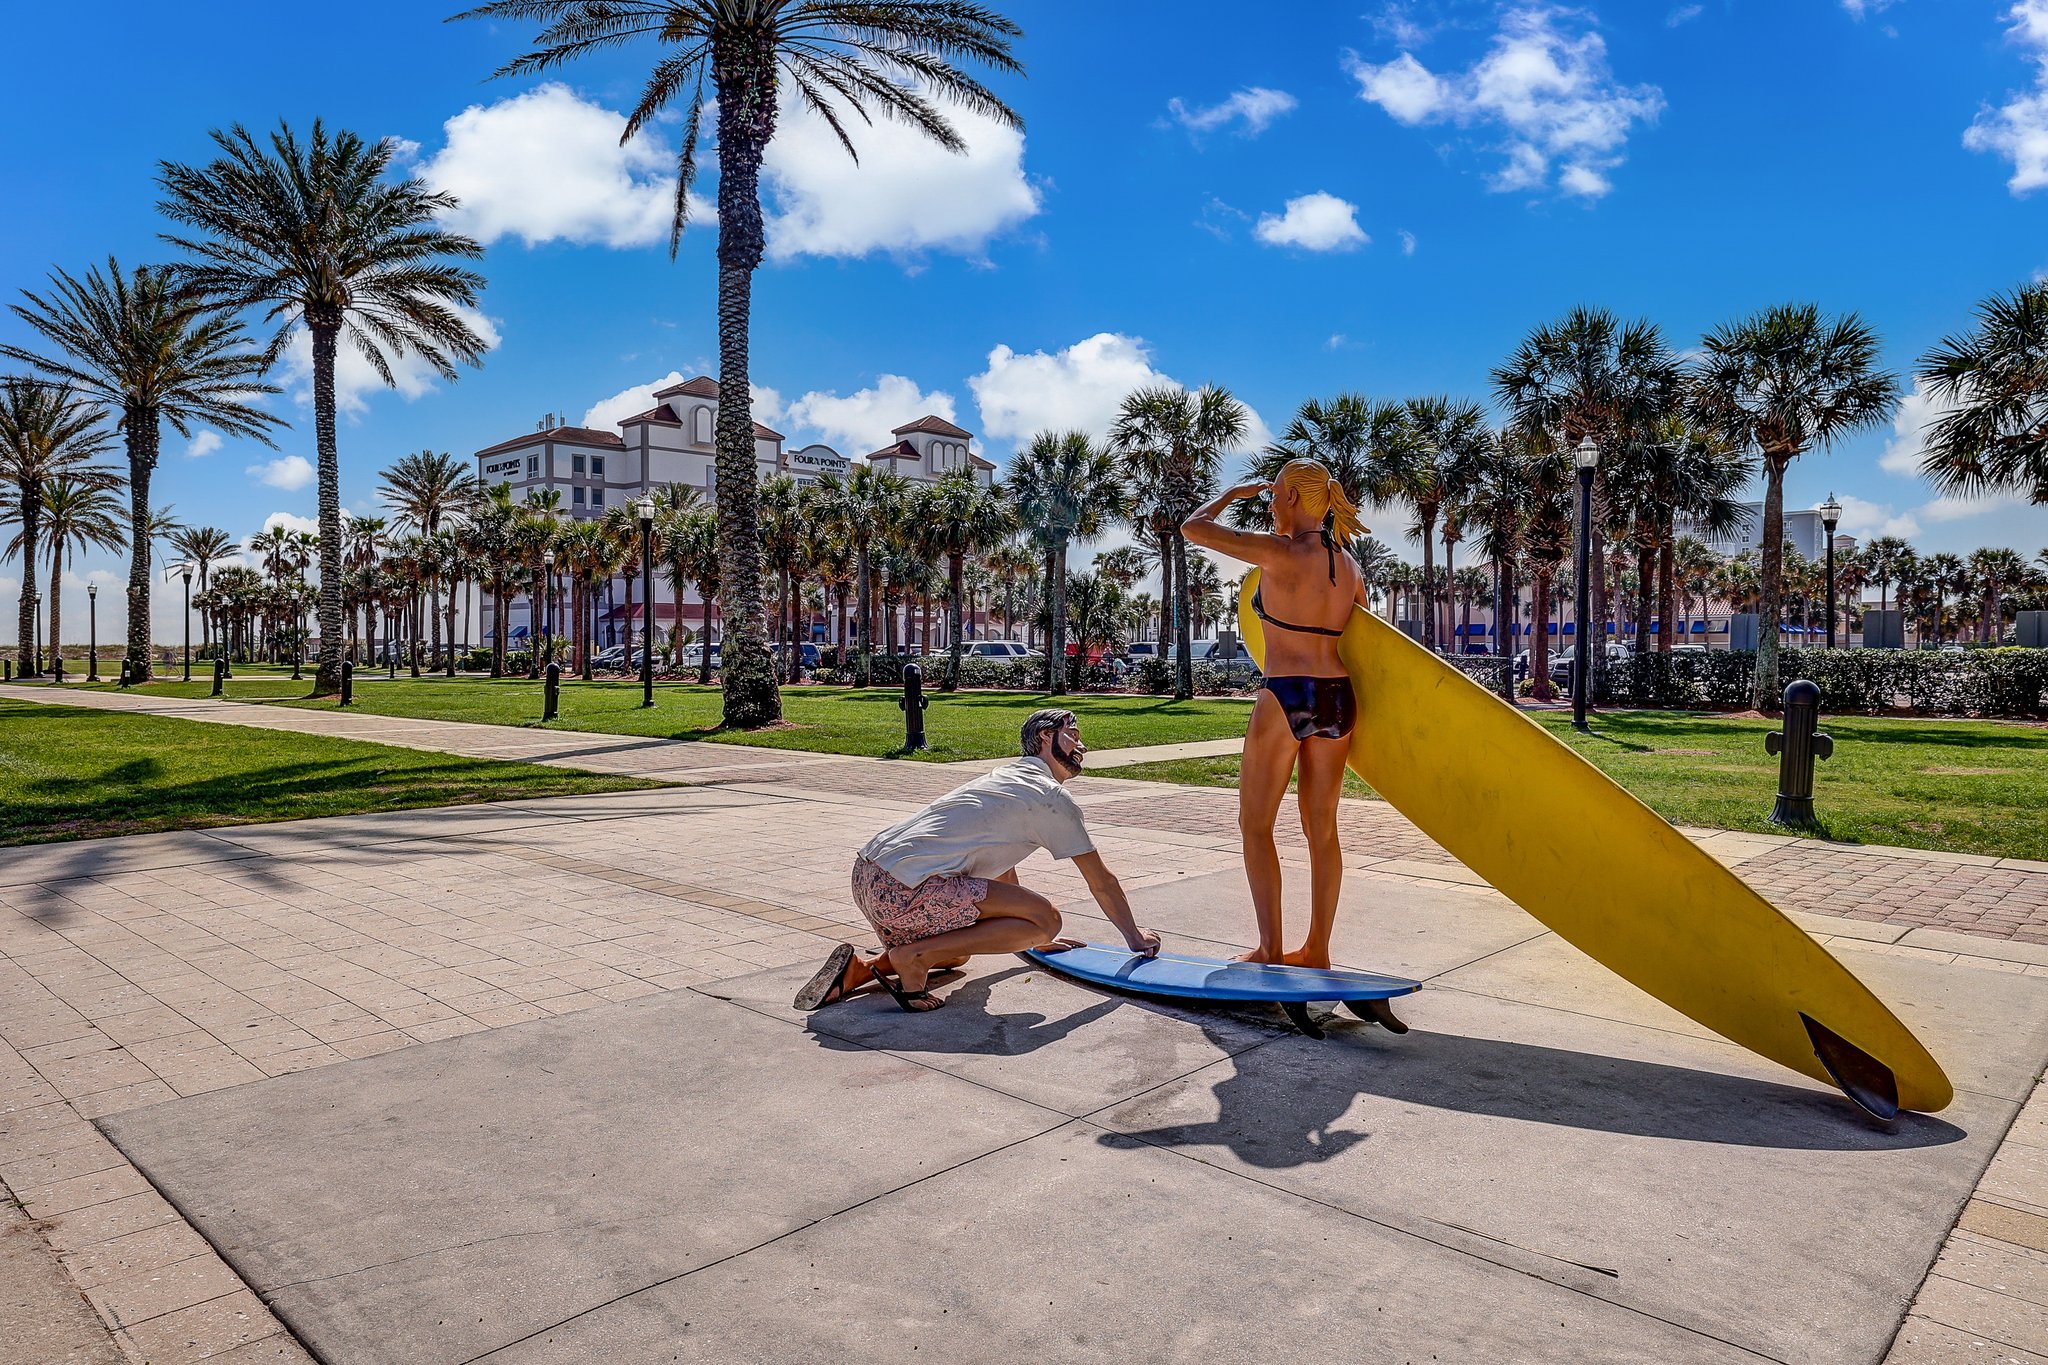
[
  {"xmin": 811, "ymin": 463, "xmax": 907, "ymax": 686},
  {"xmin": 458, "ymin": 0, "xmax": 1023, "ymax": 725},
  {"xmin": 1692, "ymin": 304, "xmax": 1897, "ymax": 704},
  {"xmin": 1917, "ymin": 284, "xmax": 2048, "ymax": 508},
  {"xmin": 0, "ymin": 380, "xmax": 115, "ymax": 675},
  {"xmin": 1009, "ymin": 430, "xmax": 1128, "ymax": 696},
  {"xmin": 381, "ymin": 451, "xmax": 482, "ymax": 668},
  {"xmin": 1492, "ymin": 307, "xmax": 1682, "ymax": 701},
  {"xmin": 919, "ymin": 469, "xmax": 1015, "ymax": 690},
  {"xmin": 2, "ymin": 261, "xmax": 281, "ymax": 680},
  {"xmin": 1454, "ymin": 429, "xmax": 1524, "ymax": 698},
  {"xmin": 1111, "ymin": 384, "xmax": 1248, "ymax": 697},
  {"xmin": 164, "ymin": 525, "xmax": 234, "ymax": 653},
  {"xmin": 1605, "ymin": 416, "xmax": 1753, "ymax": 652},
  {"xmin": 1389, "ymin": 396, "xmax": 1489, "ymax": 653},
  {"xmin": 159, "ymin": 122, "xmax": 489, "ymax": 695},
  {"xmin": 658, "ymin": 501, "xmax": 721, "ymax": 683},
  {"xmin": 1673, "ymin": 535, "xmax": 1720, "ymax": 642},
  {"xmin": 1350, "ymin": 534, "xmax": 1396, "ymax": 619},
  {"xmin": 1923, "ymin": 552, "xmax": 1964, "ymax": 645},
  {"xmin": 34, "ymin": 478, "xmax": 127, "ymax": 676},
  {"xmin": 1860, "ymin": 535, "xmax": 1913, "ymax": 624},
  {"xmin": 1966, "ymin": 546, "xmax": 2027, "ymax": 643}
]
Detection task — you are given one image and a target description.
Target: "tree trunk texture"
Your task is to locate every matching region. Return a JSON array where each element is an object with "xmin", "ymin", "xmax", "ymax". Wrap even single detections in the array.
[
  {"xmin": 1171, "ymin": 532, "xmax": 1194, "ymax": 700},
  {"xmin": 1051, "ymin": 544, "xmax": 1069, "ymax": 696},
  {"xmin": 1657, "ymin": 537, "xmax": 1676, "ymax": 652},
  {"xmin": 1754, "ymin": 459, "xmax": 1787, "ymax": 708},
  {"xmin": 944, "ymin": 553, "xmax": 965, "ymax": 691},
  {"xmin": 309, "ymin": 319, "xmax": 345, "ymax": 694},
  {"xmin": 1531, "ymin": 568, "xmax": 1556, "ymax": 702},
  {"xmin": 1419, "ymin": 516, "xmax": 1438, "ymax": 653},
  {"xmin": 14, "ymin": 477, "xmax": 41, "ymax": 677},
  {"xmin": 124, "ymin": 405, "xmax": 158, "ymax": 681}
]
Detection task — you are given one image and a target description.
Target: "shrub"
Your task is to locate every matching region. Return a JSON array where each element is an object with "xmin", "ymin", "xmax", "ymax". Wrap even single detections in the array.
[{"xmin": 1132, "ymin": 657, "xmax": 1172, "ymax": 695}]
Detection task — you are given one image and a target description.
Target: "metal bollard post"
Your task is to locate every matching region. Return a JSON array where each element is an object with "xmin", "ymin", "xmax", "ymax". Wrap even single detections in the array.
[
  {"xmin": 118, "ymin": 659, "xmax": 131, "ymax": 688},
  {"xmin": 292, "ymin": 651, "xmax": 303, "ymax": 682},
  {"xmin": 1765, "ymin": 679, "xmax": 1833, "ymax": 827},
  {"xmin": 543, "ymin": 661, "xmax": 560, "ymax": 722},
  {"xmin": 899, "ymin": 661, "xmax": 930, "ymax": 750},
  {"xmin": 211, "ymin": 657, "xmax": 226, "ymax": 698},
  {"xmin": 2, "ymin": 659, "xmax": 9, "ymax": 682},
  {"xmin": 340, "ymin": 660, "xmax": 354, "ymax": 707}
]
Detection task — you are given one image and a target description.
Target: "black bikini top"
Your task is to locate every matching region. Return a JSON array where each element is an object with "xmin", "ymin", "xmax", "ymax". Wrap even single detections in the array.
[{"xmin": 1252, "ymin": 588, "xmax": 1345, "ymax": 637}]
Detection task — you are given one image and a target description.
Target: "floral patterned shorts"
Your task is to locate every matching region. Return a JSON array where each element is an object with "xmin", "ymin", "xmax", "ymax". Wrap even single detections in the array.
[{"xmin": 851, "ymin": 857, "xmax": 989, "ymax": 949}]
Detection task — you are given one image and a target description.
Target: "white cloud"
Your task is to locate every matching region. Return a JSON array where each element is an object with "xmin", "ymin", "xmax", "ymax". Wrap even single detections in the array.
[
  {"xmin": 186, "ymin": 432, "xmax": 222, "ymax": 459},
  {"xmin": 261, "ymin": 511, "xmax": 321, "ymax": 537},
  {"xmin": 277, "ymin": 305, "xmax": 502, "ymax": 418},
  {"xmin": 1841, "ymin": 0, "xmax": 1900, "ymax": 17},
  {"xmin": 1167, "ymin": 87, "xmax": 1298, "ymax": 137},
  {"xmin": 1965, "ymin": 1, "xmax": 2048, "ymax": 194},
  {"xmin": 1879, "ymin": 377, "xmax": 1963, "ymax": 476},
  {"xmin": 583, "ymin": 371, "xmax": 688, "ymax": 434},
  {"xmin": 1327, "ymin": 334, "xmax": 1348, "ymax": 350},
  {"xmin": 1834, "ymin": 494, "xmax": 1921, "ymax": 539},
  {"xmin": 1346, "ymin": 6, "xmax": 1664, "ymax": 200},
  {"xmin": 417, "ymin": 84, "xmax": 702, "ymax": 248},
  {"xmin": 1254, "ymin": 192, "xmax": 1369, "ymax": 251},
  {"xmin": 1666, "ymin": 4, "xmax": 1703, "ymax": 26},
  {"xmin": 761, "ymin": 87, "xmax": 1040, "ymax": 262},
  {"xmin": 1369, "ymin": 3, "xmax": 1437, "ymax": 47},
  {"xmin": 1921, "ymin": 492, "xmax": 2022, "ymax": 523},
  {"xmin": 968, "ymin": 332, "xmax": 1273, "ymax": 454},
  {"xmin": 1399, "ymin": 229, "xmax": 1418, "ymax": 255},
  {"xmin": 248, "ymin": 455, "xmax": 314, "ymax": 492},
  {"xmin": 781, "ymin": 376, "xmax": 958, "ymax": 455}
]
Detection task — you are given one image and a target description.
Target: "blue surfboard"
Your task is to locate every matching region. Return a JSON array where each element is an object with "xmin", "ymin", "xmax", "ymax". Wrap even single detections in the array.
[{"xmin": 1021, "ymin": 943, "xmax": 1419, "ymax": 1039}]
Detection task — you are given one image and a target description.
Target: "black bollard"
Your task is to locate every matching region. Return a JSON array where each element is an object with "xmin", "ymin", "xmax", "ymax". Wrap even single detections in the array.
[
  {"xmin": 340, "ymin": 660, "xmax": 354, "ymax": 707},
  {"xmin": 292, "ymin": 651, "xmax": 303, "ymax": 682},
  {"xmin": 2, "ymin": 659, "xmax": 9, "ymax": 682},
  {"xmin": 1765, "ymin": 679, "xmax": 1833, "ymax": 827},
  {"xmin": 543, "ymin": 661, "xmax": 560, "ymax": 722},
  {"xmin": 899, "ymin": 661, "xmax": 930, "ymax": 751},
  {"xmin": 211, "ymin": 657, "xmax": 226, "ymax": 697},
  {"xmin": 118, "ymin": 659, "xmax": 131, "ymax": 688}
]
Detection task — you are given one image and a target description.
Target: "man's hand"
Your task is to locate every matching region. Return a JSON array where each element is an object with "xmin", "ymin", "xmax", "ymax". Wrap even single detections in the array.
[
  {"xmin": 1035, "ymin": 937, "xmax": 1087, "ymax": 954},
  {"xmin": 1126, "ymin": 927, "xmax": 1161, "ymax": 958}
]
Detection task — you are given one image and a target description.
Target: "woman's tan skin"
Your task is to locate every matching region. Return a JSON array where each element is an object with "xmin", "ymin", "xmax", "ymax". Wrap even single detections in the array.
[{"xmin": 1183, "ymin": 467, "xmax": 1369, "ymax": 968}]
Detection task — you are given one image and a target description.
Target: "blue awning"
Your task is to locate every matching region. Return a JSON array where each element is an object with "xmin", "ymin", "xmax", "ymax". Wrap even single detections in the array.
[{"xmin": 509, "ymin": 625, "xmax": 530, "ymax": 641}]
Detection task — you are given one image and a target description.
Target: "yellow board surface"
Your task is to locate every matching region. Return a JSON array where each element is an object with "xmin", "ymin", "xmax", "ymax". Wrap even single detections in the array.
[{"xmin": 1238, "ymin": 572, "xmax": 1952, "ymax": 1113}]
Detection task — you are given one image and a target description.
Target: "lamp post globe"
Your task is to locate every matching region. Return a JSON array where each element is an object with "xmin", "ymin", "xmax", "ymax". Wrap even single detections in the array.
[
  {"xmin": 1572, "ymin": 435, "xmax": 1599, "ymax": 733},
  {"xmin": 1819, "ymin": 493, "xmax": 1842, "ymax": 649},
  {"xmin": 634, "ymin": 498, "xmax": 657, "ymax": 707}
]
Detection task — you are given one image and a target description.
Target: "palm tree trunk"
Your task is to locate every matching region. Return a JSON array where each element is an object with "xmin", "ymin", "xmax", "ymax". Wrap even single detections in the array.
[
  {"xmin": 1419, "ymin": 517, "xmax": 1438, "ymax": 653},
  {"xmin": 698, "ymin": 579, "xmax": 717, "ymax": 685},
  {"xmin": 123, "ymin": 406, "xmax": 158, "ymax": 681},
  {"xmin": 1493, "ymin": 558, "xmax": 1514, "ymax": 704},
  {"xmin": 45, "ymin": 548, "xmax": 64, "ymax": 679},
  {"xmin": 1633, "ymin": 541, "xmax": 1655, "ymax": 658},
  {"xmin": 1050, "ymin": 543, "xmax": 1069, "ymax": 697},
  {"xmin": 1441, "ymin": 532, "xmax": 1457, "ymax": 653},
  {"xmin": 1157, "ymin": 529, "xmax": 1175, "ymax": 674},
  {"xmin": 1657, "ymin": 536, "xmax": 1676, "ymax": 653},
  {"xmin": 446, "ymin": 574, "xmax": 460, "ymax": 675},
  {"xmin": 1754, "ymin": 458, "xmax": 1786, "ymax": 708},
  {"xmin": 1171, "ymin": 532, "xmax": 1194, "ymax": 700},
  {"xmin": 1531, "ymin": 569, "xmax": 1556, "ymax": 702},
  {"xmin": 14, "ymin": 486, "xmax": 41, "ymax": 678},
  {"xmin": 944, "ymin": 553, "xmax": 966, "ymax": 691},
  {"xmin": 855, "ymin": 547, "xmax": 872, "ymax": 686},
  {"xmin": 307, "ymin": 318, "xmax": 345, "ymax": 695}
]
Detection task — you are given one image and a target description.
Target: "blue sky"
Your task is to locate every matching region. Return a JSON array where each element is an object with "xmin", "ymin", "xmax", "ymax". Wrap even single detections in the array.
[{"xmin": 3, "ymin": 0, "xmax": 2046, "ymax": 640}]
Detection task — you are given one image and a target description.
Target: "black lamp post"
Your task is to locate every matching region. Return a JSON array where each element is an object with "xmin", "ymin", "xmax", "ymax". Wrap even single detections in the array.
[
  {"xmin": 180, "ymin": 565, "xmax": 194, "ymax": 682},
  {"xmin": 542, "ymin": 548, "xmax": 555, "ymax": 677},
  {"xmin": 1819, "ymin": 493, "xmax": 1842, "ymax": 649},
  {"xmin": 86, "ymin": 584, "xmax": 99, "ymax": 682},
  {"xmin": 636, "ymin": 497, "xmax": 656, "ymax": 707},
  {"xmin": 1572, "ymin": 435, "xmax": 1598, "ymax": 733}
]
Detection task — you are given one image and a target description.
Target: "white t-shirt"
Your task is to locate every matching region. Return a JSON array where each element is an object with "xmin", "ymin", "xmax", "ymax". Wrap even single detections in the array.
[{"xmin": 859, "ymin": 756, "xmax": 1096, "ymax": 885}]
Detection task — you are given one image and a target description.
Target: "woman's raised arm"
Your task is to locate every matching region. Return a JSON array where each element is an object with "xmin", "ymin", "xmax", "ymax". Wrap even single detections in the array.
[{"xmin": 1182, "ymin": 482, "xmax": 1278, "ymax": 560}]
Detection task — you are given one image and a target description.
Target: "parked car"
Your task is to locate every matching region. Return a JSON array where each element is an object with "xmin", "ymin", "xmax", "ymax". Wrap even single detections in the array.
[
  {"xmin": 1166, "ymin": 638, "xmax": 1259, "ymax": 681},
  {"xmin": 681, "ymin": 642, "xmax": 722, "ymax": 668},
  {"xmin": 591, "ymin": 644, "xmax": 654, "ymax": 671},
  {"xmin": 1126, "ymin": 641, "xmax": 1161, "ymax": 661},
  {"xmin": 964, "ymin": 640, "xmax": 1039, "ymax": 660}
]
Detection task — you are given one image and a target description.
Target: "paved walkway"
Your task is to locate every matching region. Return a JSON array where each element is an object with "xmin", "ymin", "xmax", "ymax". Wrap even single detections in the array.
[{"xmin": 2, "ymin": 684, "xmax": 2046, "ymax": 1361}]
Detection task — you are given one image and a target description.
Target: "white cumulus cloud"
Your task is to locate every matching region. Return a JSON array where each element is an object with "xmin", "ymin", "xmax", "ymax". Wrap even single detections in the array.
[
  {"xmin": 417, "ymin": 83, "xmax": 702, "ymax": 248},
  {"xmin": 781, "ymin": 376, "xmax": 958, "ymax": 455},
  {"xmin": 1834, "ymin": 494, "xmax": 1921, "ymax": 539},
  {"xmin": 1878, "ymin": 377, "xmax": 1963, "ymax": 476},
  {"xmin": 1399, "ymin": 229, "xmax": 1418, "ymax": 255},
  {"xmin": 968, "ymin": 332, "xmax": 1272, "ymax": 454},
  {"xmin": 1921, "ymin": 492, "xmax": 2023, "ymax": 523},
  {"xmin": 1255, "ymin": 192, "xmax": 1369, "ymax": 251},
  {"xmin": 186, "ymin": 432, "xmax": 222, "ymax": 459},
  {"xmin": 248, "ymin": 455, "xmax": 314, "ymax": 492},
  {"xmin": 1965, "ymin": 1, "xmax": 2048, "ymax": 194},
  {"xmin": 277, "ymin": 305, "xmax": 502, "ymax": 419},
  {"xmin": 1345, "ymin": 6, "xmax": 1664, "ymax": 199},
  {"xmin": 1841, "ymin": 0, "xmax": 1900, "ymax": 17},
  {"xmin": 1166, "ymin": 87, "xmax": 1299, "ymax": 138},
  {"xmin": 761, "ymin": 88, "xmax": 1040, "ymax": 262},
  {"xmin": 584, "ymin": 371, "xmax": 689, "ymax": 434}
]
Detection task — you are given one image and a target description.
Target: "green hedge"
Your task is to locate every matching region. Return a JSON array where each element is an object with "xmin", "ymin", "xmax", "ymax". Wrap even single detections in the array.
[{"xmin": 1597, "ymin": 647, "xmax": 2048, "ymax": 716}]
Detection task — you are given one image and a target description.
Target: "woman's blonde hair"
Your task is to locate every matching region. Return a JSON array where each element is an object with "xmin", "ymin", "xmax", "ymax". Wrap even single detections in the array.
[{"xmin": 1275, "ymin": 458, "xmax": 1366, "ymax": 546}]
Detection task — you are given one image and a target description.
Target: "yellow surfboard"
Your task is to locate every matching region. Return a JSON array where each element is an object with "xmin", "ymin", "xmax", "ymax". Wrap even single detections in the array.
[{"xmin": 1237, "ymin": 572, "xmax": 1951, "ymax": 1117}]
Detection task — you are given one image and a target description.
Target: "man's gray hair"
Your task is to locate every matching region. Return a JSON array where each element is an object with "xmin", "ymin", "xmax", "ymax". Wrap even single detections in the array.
[{"xmin": 1020, "ymin": 708, "xmax": 1076, "ymax": 759}]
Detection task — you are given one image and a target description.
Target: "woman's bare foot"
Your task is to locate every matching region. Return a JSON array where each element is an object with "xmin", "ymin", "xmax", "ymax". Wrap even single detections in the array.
[
  {"xmin": 1280, "ymin": 946, "xmax": 1332, "ymax": 970},
  {"xmin": 1232, "ymin": 947, "xmax": 1282, "ymax": 964}
]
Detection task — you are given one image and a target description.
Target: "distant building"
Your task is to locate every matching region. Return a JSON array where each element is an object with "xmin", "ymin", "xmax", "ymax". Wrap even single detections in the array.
[
  {"xmin": 473, "ymin": 376, "xmax": 994, "ymax": 650},
  {"xmin": 1676, "ymin": 501, "xmax": 1854, "ymax": 563}
]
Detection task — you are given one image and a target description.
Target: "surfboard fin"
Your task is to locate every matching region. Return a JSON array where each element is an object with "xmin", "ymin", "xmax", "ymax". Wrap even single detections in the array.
[
  {"xmin": 1801, "ymin": 1013, "xmax": 1900, "ymax": 1124},
  {"xmin": 1343, "ymin": 998, "xmax": 1409, "ymax": 1034},
  {"xmin": 1282, "ymin": 1002, "xmax": 1325, "ymax": 1040}
]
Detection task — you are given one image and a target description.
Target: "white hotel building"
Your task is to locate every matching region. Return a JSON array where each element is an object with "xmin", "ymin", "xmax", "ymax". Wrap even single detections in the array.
[{"xmin": 473, "ymin": 375, "xmax": 994, "ymax": 647}]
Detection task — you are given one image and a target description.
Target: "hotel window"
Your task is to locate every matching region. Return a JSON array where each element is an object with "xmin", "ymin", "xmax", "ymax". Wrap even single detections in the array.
[
  {"xmin": 592, "ymin": 488, "xmax": 606, "ymax": 508},
  {"xmin": 526, "ymin": 455, "xmax": 539, "ymax": 477},
  {"xmin": 591, "ymin": 455, "xmax": 605, "ymax": 479},
  {"xmin": 693, "ymin": 406, "xmax": 713, "ymax": 445},
  {"xmin": 572, "ymin": 454, "xmax": 585, "ymax": 476},
  {"xmin": 572, "ymin": 486, "xmax": 585, "ymax": 505}
]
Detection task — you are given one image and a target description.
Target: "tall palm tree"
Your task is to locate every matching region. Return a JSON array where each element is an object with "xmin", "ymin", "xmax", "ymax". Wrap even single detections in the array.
[
  {"xmin": 1454, "ymin": 429, "xmax": 1524, "ymax": 698},
  {"xmin": 1388, "ymin": 396, "xmax": 1489, "ymax": 654},
  {"xmin": 1492, "ymin": 307, "xmax": 1681, "ymax": 701},
  {"xmin": 1605, "ymin": 416, "xmax": 1753, "ymax": 652},
  {"xmin": 0, "ymin": 380, "xmax": 115, "ymax": 675},
  {"xmin": 1918, "ymin": 284, "xmax": 2048, "ymax": 508},
  {"xmin": 1924, "ymin": 552, "xmax": 1964, "ymax": 645},
  {"xmin": 919, "ymin": 469, "xmax": 1015, "ymax": 690},
  {"xmin": 1009, "ymin": 430, "xmax": 1127, "ymax": 695},
  {"xmin": 159, "ymin": 122, "xmax": 489, "ymax": 695},
  {"xmin": 458, "ymin": 0, "xmax": 1023, "ymax": 726},
  {"xmin": 33, "ymin": 478, "xmax": 127, "ymax": 676},
  {"xmin": 1969, "ymin": 546, "xmax": 2029, "ymax": 643},
  {"xmin": 381, "ymin": 450, "xmax": 482, "ymax": 668},
  {"xmin": 164, "ymin": 525, "xmax": 235, "ymax": 653},
  {"xmin": 811, "ymin": 463, "xmax": 908, "ymax": 686},
  {"xmin": 2, "ymin": 261, "xmax": 281, "ymax": 680},
  {"xmin": 1692, "ymin": 304, "xmax": 1897, "ymax": 704},
  {"xmin": 1110, "ymin": 384, "xmax": 1248, "ymax": 697},
  {"xmin": 1860, "ymin": 535, "xmax": 1913, "ymax": 622}
]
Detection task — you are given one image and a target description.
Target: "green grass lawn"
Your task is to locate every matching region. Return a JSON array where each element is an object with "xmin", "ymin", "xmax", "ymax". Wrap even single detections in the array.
[
  {"xmin": 55, "ymin": 675, "xmax": 1253, "ymax": 762},
  {"xmin": 1102, "ymin": 710, "xmax": 2048, "ymax": 861},
  {"xmin": 0, "ymin": 698, "xmax": 656, "ymax": 846}
]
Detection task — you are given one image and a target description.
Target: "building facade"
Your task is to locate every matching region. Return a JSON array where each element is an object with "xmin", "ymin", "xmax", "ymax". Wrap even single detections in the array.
[
  {"xmin": 1676, "ymin": 501, "xmax": 1855, "ymax": 563},
  {"xmin": 473, "ymin": 376, "xmax": 995, "ymax": 649}
]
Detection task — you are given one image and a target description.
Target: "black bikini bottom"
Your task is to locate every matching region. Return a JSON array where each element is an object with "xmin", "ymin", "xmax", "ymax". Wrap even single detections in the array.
[{"xmin": 1261, "ymin": 675, "xmax": 1358, "ymax": 741}]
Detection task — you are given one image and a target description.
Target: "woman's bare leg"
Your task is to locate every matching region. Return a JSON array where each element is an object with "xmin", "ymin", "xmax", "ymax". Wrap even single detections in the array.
[
  {"xmin": 1236, "ymin": 692, "xmax": 1300, "ymax": 964},
  {"xmin": 1283, "ymin": 734, "xmax": 1349, "ymax": 969}
]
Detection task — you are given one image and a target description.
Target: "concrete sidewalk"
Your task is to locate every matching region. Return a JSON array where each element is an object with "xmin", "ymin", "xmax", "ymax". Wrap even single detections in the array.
[{"xmin": 3, "ymin": 684, "xmax": 2047, "ymax": 1360}]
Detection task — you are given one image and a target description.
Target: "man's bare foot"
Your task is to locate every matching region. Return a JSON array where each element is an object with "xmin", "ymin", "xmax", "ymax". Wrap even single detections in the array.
[{"xmin": 1280, "ymin": 947, "xmax": 1332, "ymax": 970}]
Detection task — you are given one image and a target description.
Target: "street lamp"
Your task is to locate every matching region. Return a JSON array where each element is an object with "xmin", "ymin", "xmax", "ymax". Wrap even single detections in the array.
[
  {"xmin": 1819, "ymin": 493, "xmax": 1842, "ymax": 649},
  {"xmin": 179, "ymin": 564, "xmax": 194, "ymax": 682},
  {"xmin": 87, "ymin": 584, "xmax": 99, "ymax": 682},
  {"xmin": 1572, "ymin": 435, "xmax": 1599, "ymax": 733},
  {"xmin": 635, "ymin": 497, "xmax": 656, "ymax": 707},
  {"xmin": 542, "ymin": 548, "xmax": 556, "ymax": 674}
]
